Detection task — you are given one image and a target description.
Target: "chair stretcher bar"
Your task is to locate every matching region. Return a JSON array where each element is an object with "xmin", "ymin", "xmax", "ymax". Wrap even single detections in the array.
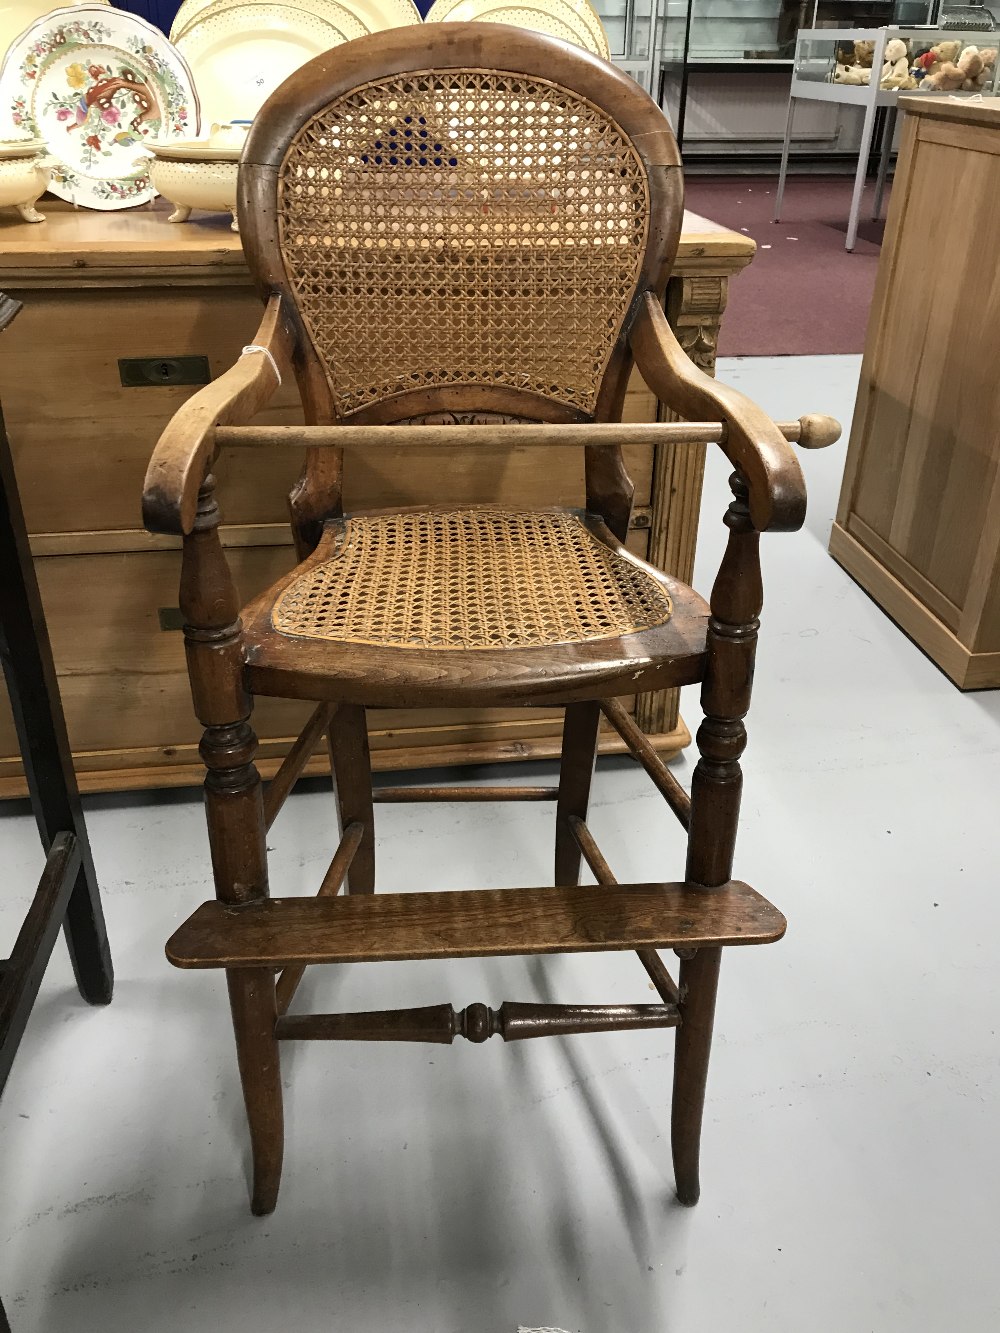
[{"xmin": 214, "ymin": 416, "xmax": 838, "ymax": 452}]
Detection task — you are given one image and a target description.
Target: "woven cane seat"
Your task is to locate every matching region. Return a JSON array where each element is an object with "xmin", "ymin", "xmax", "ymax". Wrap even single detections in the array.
[
  {"xmin": 241, "ymin": 506, "xmax": 708, "ymax": 710},
  {"xmin": 271, "ymin": 507, "xmax": 672, "ymax": 651}
]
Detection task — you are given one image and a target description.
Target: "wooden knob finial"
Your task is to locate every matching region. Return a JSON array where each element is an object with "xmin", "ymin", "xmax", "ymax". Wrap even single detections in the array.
[{"xmin": 796, "ymin": 414, "xmax": 841, "ymax": 449}]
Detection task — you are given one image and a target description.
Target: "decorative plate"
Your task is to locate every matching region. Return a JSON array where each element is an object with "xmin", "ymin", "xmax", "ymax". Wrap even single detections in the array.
[
  {"xmin": 0, "ymin": 5, "xmax": 198, "ymax": 209},
  {"xmin": 329, "ymin": 0, "xmax": 421, "ymax": 31},
  {"xmin": 429, "ymin": 0, "xmax": 600, "ymax": 55},
  {"xmin": 426, "ymin": 0, "xmax": 609, "ymax": 57},
  {"xmin": 539, "ymin": 0, "xmax": 608, "ymax": 57},
  {"xmin": 176, "ymin": 2, "xmax": 366, "ymax": 125},
  {"xmin": 173, "ymin": 0, "xmax": 374, "ymax": 44},
  {"xmin": 170, "ymin": 0, "xmax": 418, "ymax": 43},
  {"xmin": 0, "ymin": 0, "xmax": 109, "ymax": 75}
]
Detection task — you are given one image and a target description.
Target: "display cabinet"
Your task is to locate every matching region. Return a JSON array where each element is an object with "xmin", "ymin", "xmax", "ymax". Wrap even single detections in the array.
[
  {"xmin": 684, "ymin": 0, "xmax": 936, "ymax": 64},
  {"xmin": 776, "ymin": 25, "xmax": 1000, "ymax": 246},
  {"xmin": 643, "ymin": 0, "xmax": 940, "ymax": 157},
  {"xmin": 593, "ymin": 0, "xmax": 680, "ymax": 94},
  {"xmin": 788, "ymin": 22, "xmax": 999, "ymax": 84}
]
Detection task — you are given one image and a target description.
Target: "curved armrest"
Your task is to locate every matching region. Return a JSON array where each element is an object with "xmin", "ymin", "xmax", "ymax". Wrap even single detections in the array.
[
  {"xmin": 629, "ymin": 292, "xmax": 807, "ymax": 533},
  {"xmin": 142, "ymin": 296, "xmax": 293, "ymax": 536}
]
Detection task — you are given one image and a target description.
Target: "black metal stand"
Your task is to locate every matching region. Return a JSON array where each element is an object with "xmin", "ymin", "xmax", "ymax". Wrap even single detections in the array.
[{"xmin": 0, "ymin": 293, "xmax": 114, "ymax": 1329}]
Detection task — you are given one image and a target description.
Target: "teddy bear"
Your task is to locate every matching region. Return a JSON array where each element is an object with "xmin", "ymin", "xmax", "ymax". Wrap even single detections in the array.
[
  {"xmin": 915, "ymin": 38, "xmax": 962, "ymax": 87},
  {"xmin": 833, "ymin": 60, "xmax": 868, "ymax": 85},
  {"xmin": 880, "ymin": 37, "xmax": 916, "ymax": 89},
  {"xmin": 923, "ymin": 43, "xmax": 982, "ymax": 90},
  {"xmin": 910, "ymin": 46, "xmax": 936, "ymax": 81},
  {"xmin": 921, "ymin": 57, "xmax": 966, "ymax": 90},
  {"xmin": 975, "ymin": 46, "xmax": 997, "ymax": 87},
  {"xmin": 832, "ymin": 37, "xmax": 881, "ymax": 85},
  {"xmin": 933, "ymin": 39, "xmax": 962, "ymax": 64},
  {"xmin": 960, "ymin": 45, "xmax": 985, "ymax": 88}
]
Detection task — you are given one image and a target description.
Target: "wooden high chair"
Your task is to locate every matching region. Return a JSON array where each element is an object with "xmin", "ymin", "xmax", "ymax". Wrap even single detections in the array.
[{"xmin": 146, "ymin": 25, "xmax": 839, "ymax": 1217}]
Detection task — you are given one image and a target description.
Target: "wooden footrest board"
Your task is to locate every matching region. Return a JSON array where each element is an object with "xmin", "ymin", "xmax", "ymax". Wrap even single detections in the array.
[{"xmin": 166, "ymin": 881, "xmax": 786, "ymax": 970}]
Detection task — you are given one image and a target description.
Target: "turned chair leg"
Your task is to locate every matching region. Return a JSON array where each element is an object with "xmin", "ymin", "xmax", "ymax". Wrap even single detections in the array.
[
  {"xmin": 672, "ymin": 715, "xmax": 739, "ymax": 1206},
  {"xmin": 327, "ymin": 703, "xmax": 375, "ymax": 893},
  {"xmin": 184, "ymin": 473, "xmax": 284, "ymax": 1214},
  {"xmin": 671, "ymin": 946, "xmax": 721, "ymax": 1205},
  {"xmin": 227, "ymin": 967, "xmax": 283, "ymax": 1215},
  {"xmin": 671, "ymin": 470, "xmax": 760, "ymax": 1205},
  {"xmin": 554, "ymin": 701, "xmax": 601, "ymax": 885},
  {"xmin": 201, "ymin": 716, "xmax": 285, "ymax": 1214}
]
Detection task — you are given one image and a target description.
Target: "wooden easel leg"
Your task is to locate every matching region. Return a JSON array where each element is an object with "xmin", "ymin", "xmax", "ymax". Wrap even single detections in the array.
[
  {"xmin": 227, "ymin": 967, "xmax": 283, "ymax": 1216},
  {"xmin": 327, "ymin": 704, "xmax": 375, "ymax": 893},
  {"xmin": 61, "ymin": 866, "xmax": 113, "ymax": 1006},
  {"xmin": 671, "ymin": 946, "xmax": 721, "ymax": 1205},
  {"xmin": 0, "ymin": 834, "xmax": 81, "ymax": 1098},
  {"xmin": 554, "ymin": 701, "xmax": 600, "ymax": 886},
  {"xmin": 0, "ymin": 413, "xmax": 112, "ymax": 1007}
]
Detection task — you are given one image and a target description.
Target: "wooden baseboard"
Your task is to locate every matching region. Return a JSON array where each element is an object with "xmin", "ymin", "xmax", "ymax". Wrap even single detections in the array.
[
  {"xmin": 0, "ymin": 718, "xmax": 692, "ymax": 801},
  {"xmin": 829, "ymin": 523, "xmax": 1000, "ymax": 690}
]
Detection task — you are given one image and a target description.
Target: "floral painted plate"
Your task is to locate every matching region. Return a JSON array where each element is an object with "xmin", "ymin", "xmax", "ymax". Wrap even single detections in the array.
[
  {"xmin": 0, "ymin": 5, "xmax": 199, "ymax": 209},
  {"xmin": 0, "ymin": 0, "xmax": 109, "ymax": 72}
]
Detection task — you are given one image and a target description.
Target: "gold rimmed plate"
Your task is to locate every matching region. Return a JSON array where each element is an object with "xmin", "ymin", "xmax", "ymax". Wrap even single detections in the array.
[
  {"xmin": 427, "ymin": 0, "xmax": 609, "ymax": 58},
  {"xmin": 176, "ymin": 1, "xmax": 367, "ymax": 125},
  {"xmin": 424, "ymin": 0, "xmax": 608, "ymax": 57},
  {"xmin": 169, "ymin": 0, "xmax": 418, "ymax": 42}
]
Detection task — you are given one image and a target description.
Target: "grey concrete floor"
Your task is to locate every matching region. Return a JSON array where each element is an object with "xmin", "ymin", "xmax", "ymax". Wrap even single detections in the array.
[{"xmin": 3, "ymin": 354, "xmax": 999, "ymax": 1332}]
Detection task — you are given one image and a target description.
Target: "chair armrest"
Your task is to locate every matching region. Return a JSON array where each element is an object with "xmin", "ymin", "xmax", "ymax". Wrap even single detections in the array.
[
  {"xmin": 142, "ymin": 295, "xmax": 292, "ymax": 536},
  {"xmin": 629, "ymin": 292, "xmax": 807, "ymax": 533}
]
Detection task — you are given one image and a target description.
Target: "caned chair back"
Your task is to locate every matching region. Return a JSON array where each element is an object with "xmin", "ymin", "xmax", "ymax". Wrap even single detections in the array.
[{"xmin": 238, "ymin": 25, "xmax": 684, "ymax": 540}]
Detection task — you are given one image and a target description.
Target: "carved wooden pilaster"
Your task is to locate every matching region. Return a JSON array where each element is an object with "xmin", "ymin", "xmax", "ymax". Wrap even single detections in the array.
[{"xmin": 634, "ymin": 274, "xmax": 728, "ymax": 737}]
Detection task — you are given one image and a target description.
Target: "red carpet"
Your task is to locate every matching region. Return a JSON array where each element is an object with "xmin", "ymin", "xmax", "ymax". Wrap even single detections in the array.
[{"xmin": 682, "ymin": 176, "xmax": 887, "ymax": 357}]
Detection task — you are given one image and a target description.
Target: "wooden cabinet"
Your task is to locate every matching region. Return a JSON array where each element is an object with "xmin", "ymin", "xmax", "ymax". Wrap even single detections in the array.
[
  {"xmin": 0, "ymin": 201, "xmax": 754, "ymax": 795},
  {"xmin": 831, "ymin": 96, "xmax": 1000, "ymax": 690}
]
